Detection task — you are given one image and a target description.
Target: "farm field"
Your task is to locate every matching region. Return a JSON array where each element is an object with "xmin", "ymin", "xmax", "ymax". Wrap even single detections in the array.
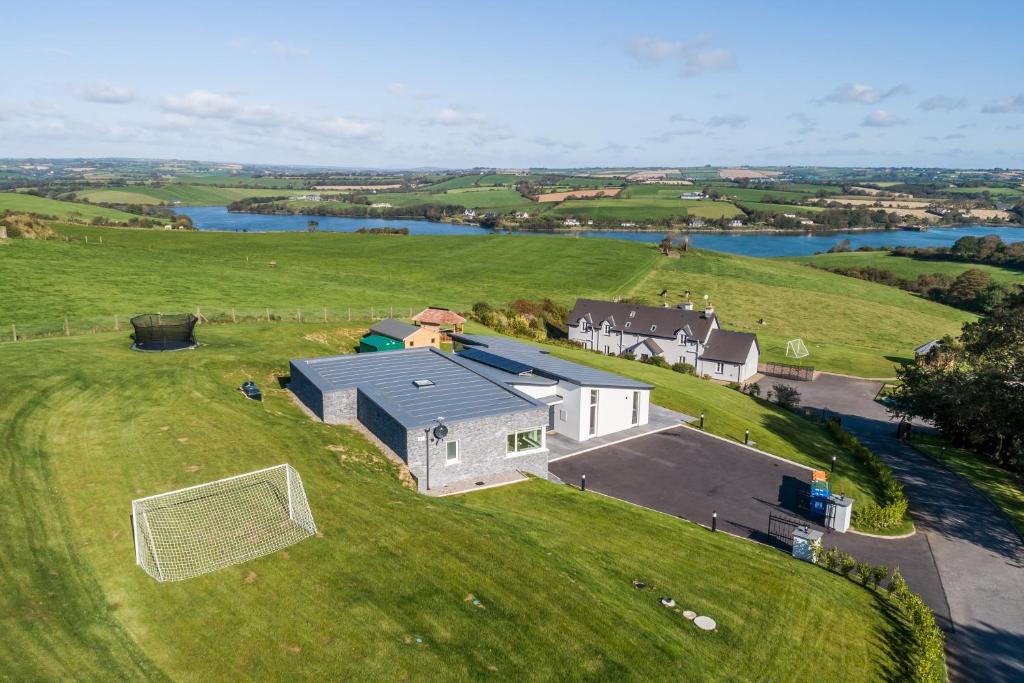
[
  {"xmin": 76, "ymin": 185, "xmax": 290, "ymax": 206},
  {"xmin": 736, "ymin": 201, "xmax": 823, "ymax": 216},
  {"xmin": 534, "ymin": 187, "xmax": 622, "ymax": 202},
  {"xmin": 174, "ymin": 174, "xmax": 309, "ymax": 189},
  {"xmin": 0, "ymin": 322, "xmax": 918, "ymax": 680},
  {"xmin": 549, "ymin": 197, "xmax": 743, "ymax": 222},
  {"xmin": 792, "ymin": 251, "xmax": 1024, "ymax": 285},
  {"xmin": 0, "ymin": 192, "xmax": 141, "ymax": 222},
  {"xmin": 626, "ymin": 250, "xmax": 974, "ymax": 377},
  {"xmin": 0, "ymin": 224, "xmax": 659, "ymax": 331},
  {"xmin": 945, "ymin": 186, "xmax": 1024, "ymax": 197},
  {"xmin": 424, "ymin": 173, "xmax": 545, "ymax": 191},
  {"xmin": 823, "ymin": 197, "xmax": 932, "ymax": 209}
]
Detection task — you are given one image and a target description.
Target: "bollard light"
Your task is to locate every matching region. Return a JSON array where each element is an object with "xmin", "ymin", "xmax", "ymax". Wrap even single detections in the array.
[
  {"xmin": 744, "ymin": 429, "xmax": 750, "ymax": 445},
  {"xmin": 711, "ymin": 511, "xmax": 718, "ymax": 532},
  {"xmin": 581, "ymin": 473, "xmax": 586, "ymax": 492},
  {"xmin": 831, "ymin": 455, "xmax": 837, "ymax": 473},
  {"xmin": 700, "ymin": 412, "xmax": 705, "ymax": 430}
]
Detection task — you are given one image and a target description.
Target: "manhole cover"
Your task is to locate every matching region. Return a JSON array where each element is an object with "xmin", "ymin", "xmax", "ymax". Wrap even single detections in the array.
[{"xmin": 682, "ymin": 610, "xmax": 697, "ymax": 620}]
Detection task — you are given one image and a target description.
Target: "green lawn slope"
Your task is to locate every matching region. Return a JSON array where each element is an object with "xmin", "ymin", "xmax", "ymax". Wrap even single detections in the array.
[
  {"xmin": 791, "ymin": 251, "xmax": 1024, "ymax": 285},
  {"xmin": 0, "ymin": 192, "xmax": 141, "ymax": 222},
  {"xmin": 76, "ymin": 185, "xmax": 290, "ymax": 206},
  {"xmin": 0, "ymin": 323, "xmax": 917, "ymax": 680},
  {"xmin": 627, "ymin": 250, "xmax": 974, "ymax": 377}
]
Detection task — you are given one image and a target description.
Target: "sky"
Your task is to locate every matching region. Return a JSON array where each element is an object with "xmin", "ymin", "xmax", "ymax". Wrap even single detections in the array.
[{"xmin": 1, "ymin": 0, "xmax": 1023, "ymax": 169}]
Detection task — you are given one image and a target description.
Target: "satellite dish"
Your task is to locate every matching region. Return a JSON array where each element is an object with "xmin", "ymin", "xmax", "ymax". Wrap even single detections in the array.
[{"xmin": 433, "ymin": 423, "xmax": 449, "ymax": 440}]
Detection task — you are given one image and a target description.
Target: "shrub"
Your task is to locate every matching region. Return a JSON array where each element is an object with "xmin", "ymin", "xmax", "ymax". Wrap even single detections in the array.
[
  {"xmin": 855, "ymin": 563, "xmax": 873, "ymax": 586},
  {"xmin": 820, "ymin": 546, "xmax": 839, "ymax": 571},
  {"xmin": 839, "ymin": 552, "xmax": 856, "ymax": 576},
  {"xmin": 671, "ymin": 361, "xmax": 695, "ymax": 375},
  {"xmin": 771, "ymin": 383, "xmax": 801, "ymax": 410},
  {"xmin": 745, "ymin": 383, "xmax": 762, "ymax": 398},
  {"xmin": 825, "ymin": 421, "xmax": 909, "ymax": 531},
  {"xmin": 641, "ymin": 355, "xmax": 670, "ymax": 369},
  {"xmin": 871, "ymin": 564, "xmax": 889, "ymax": 588},
  {"xmin": 619, "ymin": 351, "xmax": 636, "ymax": 361}
]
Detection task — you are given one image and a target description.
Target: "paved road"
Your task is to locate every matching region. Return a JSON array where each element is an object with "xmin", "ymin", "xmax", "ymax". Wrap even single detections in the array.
[
  {"xmin": 549, "ymin": 427, "xmax": 949, "ymax": 626},
  {"xmin": 760, "ymin": 374, "xmax": 1024, "ymax": 683}
]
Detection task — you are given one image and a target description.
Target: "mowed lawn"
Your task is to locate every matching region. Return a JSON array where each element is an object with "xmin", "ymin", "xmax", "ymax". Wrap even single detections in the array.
[
  {"xmin": 0, "ymin": 192, "xmax": 141, "ymax": 222},
  {"xmin": 76, "ymin": 185, "xmax": 291, "ymax": 206},
  {"xmin": 0, "ymin": 225, "xmax": 659, "ymax": 331},
  {"xmin": 0, "ymin": 323, "xmax": 917, "ymax": 680},
  {"xmin": 792, "ymin": 251, "xmax": 1024, "ymax": 286},
  {"xmin": 628, "ymin": 250, "xmax": 973, "ymax": 377}
]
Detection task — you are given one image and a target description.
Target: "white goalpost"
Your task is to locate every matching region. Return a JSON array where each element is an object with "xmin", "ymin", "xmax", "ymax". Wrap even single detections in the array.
[
  {"xmin": 131, "ymin": 463, "xmax": 317, "ymax": 582},
  {"xmin": 785, "ymin": 338, "xmax": 810, "ymax": 360}
]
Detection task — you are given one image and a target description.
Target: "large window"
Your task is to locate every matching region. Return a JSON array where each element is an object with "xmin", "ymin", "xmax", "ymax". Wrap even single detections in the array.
[
  {"xmin": 506, "ymin": 428, "xmax": 544, "ymax": 455},
  {"xmin": 445, "ymin": 440, "xmax": 459, "ymax": 464},
  {"xmin": 589, "ymin": 389, "xmax": 599, "ymax": 436},
  {"xmin": 715, "ymin": 361, "xmax": 724, "ymax": 374},
  {"xmin": 631, "ymin": 391, "xmax": 640, "ymax": 426}
]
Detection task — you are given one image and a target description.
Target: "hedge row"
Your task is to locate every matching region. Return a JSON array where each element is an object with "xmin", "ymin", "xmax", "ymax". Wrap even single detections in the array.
[
  {"xmin": 819, "ymin": 549, "xmax": 945, "ymax": 682},
  {"xmin": 825, "ymin": 420, "xmax": 909, "ymax": 530}
]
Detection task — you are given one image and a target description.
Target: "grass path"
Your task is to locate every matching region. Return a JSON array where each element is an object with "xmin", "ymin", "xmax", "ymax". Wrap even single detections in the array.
[{"xmin": 0, "ymin": 323, "xmax": 917, "ymax": 680}]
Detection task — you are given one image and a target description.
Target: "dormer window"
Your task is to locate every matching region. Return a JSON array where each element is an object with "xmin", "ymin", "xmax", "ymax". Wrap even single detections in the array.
[{"xmin": 603, "ymin": 323, "xmax": 610, "ymax": 333}]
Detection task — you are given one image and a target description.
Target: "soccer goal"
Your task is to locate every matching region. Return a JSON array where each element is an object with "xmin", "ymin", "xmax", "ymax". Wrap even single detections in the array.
[
  {"xmin": 785, "ymin": 338, "xmax": 810, "ymax": 360},
  {"xmin": 131, "ymin": 464, "xmax": 317, "ymax": 582}
]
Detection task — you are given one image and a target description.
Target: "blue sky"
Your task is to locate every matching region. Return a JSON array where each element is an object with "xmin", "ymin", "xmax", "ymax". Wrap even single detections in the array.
[{"xmin": 1, "ymin": 0, "xmax": 1022, "ymax": 168}]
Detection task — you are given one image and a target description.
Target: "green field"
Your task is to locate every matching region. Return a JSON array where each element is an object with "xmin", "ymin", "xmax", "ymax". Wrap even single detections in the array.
[
  {"xmin": 549, "ymin": 198, "xmax": 743, "ymax": 222},
  {"xmin": 77, "ymin": 185, "xmax": 291, "ymax": 206},
  {"xmin": 173, "ymin": 174, "xmax": 309, "ymax": 189},
  {"xmin": 944, "ymin": 186, "xmax": 1024, "ymax": 197},
  {"xmin": 793, "ymin": 251, "xmax": 1024, "ymax": 285},
  {"xmin": 0, "ymin": 225, "xmax": 659, "ymax": 331},
  {"xmin": 424, "ymin": 174, "xmax": 545, "ymax": 191},
  {"xmin": 709, "ymin": 187, "xmax": 822, "ymax": 203},
  {"xmin": 0, "ymin": 322, "xmax": 917, "ymax": 679},
  {"xmin": 626, "ymin": 250, "xmax": 974, "ymax": 377},
  {"xmin": 736, "ymin": 201, "xmax": 824, "ymax": 216},
  {"xmin": 0, "ymin": 192, "xmax": 142, "ymax": 222}
]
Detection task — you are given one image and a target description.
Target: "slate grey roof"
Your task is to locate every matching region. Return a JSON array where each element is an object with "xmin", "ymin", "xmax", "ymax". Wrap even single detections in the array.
[
  {"xmin": 698, "ymin": 329, "xmax": 759, "ymax": 365},
  {"xmin": 291, "ymin": 348, "xmax": 544, "ymax": 429},
  {"xmin": 452, "ymin": 333, "xmax": 653, "ymax": 390},
  {"xmin": 914, "ymin": 339, "xmax": 942, "ymax": 355},
  {"xmin": 369, "ymin": 318, "xmax": 419, "ymax": 341},
  {"xmin": 569, "ymin": 298, "xmax": 717, "ymax": 341}
]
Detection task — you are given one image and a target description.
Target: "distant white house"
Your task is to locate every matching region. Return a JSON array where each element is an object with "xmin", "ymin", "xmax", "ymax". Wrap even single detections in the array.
[
  {"xmin": 621, "ymin": 222, "xmax": 637, "ymax": 228},
  {"xmin": 586, "ymin": 220, "xmax": 594, "ymax": 225},
  {"xmin": 680, "ymin": 192, "xmax": 707, "ymax": 200},
  {"xmin": 371, "ymin": 202, "xmax": 392, "ymax": 208},
  {"xmin": 290, "ymin": 194, "xmax": 322, "ymax": 202},
  {"xmin": 515, "ymin": 211, "xmax": 530, "ymax": 219},
  {"xmin": 564, "ymin": 218, "xmax": 581, "ymax": 227},
  {"xmin": 567, "ymin": 299, "xmax": 760, "ymax": 382},
  {"xmin": 728, "ymin": 219, "xmax": 744, "ymax": 227},
  {"xmin": 464, "ymin": 209, "xmax": 477, "ymax": 218},
  {"xmin": 800, "ymin": 219, "xmax": 815, "ymax": 226},
  {"xmin": 689, "ymin": 219, "xmax": 706, "ymax": 228},
  {"xmin": 782, "ymin": 213, "xmax": 797, "ymax": 219}
]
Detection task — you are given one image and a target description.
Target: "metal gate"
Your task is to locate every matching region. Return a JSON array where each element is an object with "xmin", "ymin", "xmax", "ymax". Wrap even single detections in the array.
[
  {"xmin": 767, "ymin": 512, "xmax": 805, "ymax": 550},
  {"xmin": 824, "ymin": 500, "xmax": 837, "ymax": 530}
]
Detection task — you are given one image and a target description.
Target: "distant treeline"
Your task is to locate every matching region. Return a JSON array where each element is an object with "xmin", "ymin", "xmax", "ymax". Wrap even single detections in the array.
[
  {"xmin": 228, "ymin": 197, "xmax": 466, "ymax": 222},
  {"xmin": 893, "ymin": 234, "xmax": 1024, "ymax": 269},
  {"xmin": 354, "ymin": 227, "xmax": 408, "ymax": 235},
  {"xmin": 825, "ymin": 265, "xmax": 1011, "ymax": 313}
]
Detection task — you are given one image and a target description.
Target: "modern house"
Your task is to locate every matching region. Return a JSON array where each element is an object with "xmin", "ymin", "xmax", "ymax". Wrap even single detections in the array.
[
  {"xmin": 412, "ymin": 307, "xmax": 466, "ymax": 338},
  {"xmin": 451, "ymin": 333, "xmax": 653, "ymax": 441},
  {"xmin": 290, "ymin": 348, "xmax": 549, "ymax": 492},
  {"xmin": 368, "ymin": 318, "xmax": 440, "ymax": 349},
  {"xmin": 680, "ymin": 191, "xmax": 707, "ymax": 200},
  {"xmin": 567, "ymin": 298, "xmax": 760, "ymax": 382}
]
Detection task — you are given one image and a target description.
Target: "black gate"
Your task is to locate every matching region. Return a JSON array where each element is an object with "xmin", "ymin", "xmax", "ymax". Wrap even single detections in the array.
[
  {"xmin": 824, "ymin": 500, "xmax": 837, "ymax": 530},
  {"xmin": 767, "ymin": 512, "xmax": 805, "ymax": 550}
]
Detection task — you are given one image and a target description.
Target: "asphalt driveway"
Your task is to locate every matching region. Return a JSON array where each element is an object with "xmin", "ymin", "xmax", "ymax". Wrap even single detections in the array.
[{"xmin": 549, "ymin": 426, "xmax": 949, "ymax": 627}]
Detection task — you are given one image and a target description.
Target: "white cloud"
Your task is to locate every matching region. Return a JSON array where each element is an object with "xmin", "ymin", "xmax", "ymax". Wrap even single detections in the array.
[
  {"xmin": 820, "ymin": 83, "xmax": 910, "ymax": 105},
  {"xmin": 428, "ymin": 107, "xmax": 485, "ymax": 126},
  {"xmin": 625, "ymin": 36, "xmax": 735, "ymax": 77},
  {"xmin": 302, "ymin": 116, "xmax": 373, "ymax": 140},
  {"xmin": 647, "ymin": 128, "xmax": 701, "ymax": 143},
  {"xmin": 160, "ymin": 90, "xmax": 241, "ymax": 118},
  {"xmin": 861, "ymin": 110, "xmax": 908, "ymax": 127},
  {"xmin": 707, "ymin": 114, "xmax": 748, "ymax": 128},
  {"xmin": 981, "ymin": 94, "xmax": 1024, "ymax": 114},
  {"xmin": 919, "ymin": 94, "xmax": 967, "ymax": 111},
  {"xmin": 788, "ymin": 112, "xmax": 817, "ymax": 134},
  {"xmin": 80, "ymin": 82, "xmax": 135, "ymax": 104}
]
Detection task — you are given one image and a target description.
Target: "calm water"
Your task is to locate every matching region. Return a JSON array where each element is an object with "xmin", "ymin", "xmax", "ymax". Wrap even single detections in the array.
[{"xmin": 181, "ymin": 205, "xmax": 1024, "ymax": 258}]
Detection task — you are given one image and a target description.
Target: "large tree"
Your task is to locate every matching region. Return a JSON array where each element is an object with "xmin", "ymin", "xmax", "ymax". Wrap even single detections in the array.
[{"xmin": 891, "ymin": 287, "xmax": 1024, "ymax": 472}]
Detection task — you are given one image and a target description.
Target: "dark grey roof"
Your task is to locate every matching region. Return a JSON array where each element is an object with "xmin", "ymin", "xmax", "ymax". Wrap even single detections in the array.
[
  {"xmin": 914, "ymin": 339, "xmax": 942, "ymax": 355},
  {"xmin": 569, "ymin": 298, "xmax": 717, "ymax": 341},
  {"xmin": 699, "ymin": 329, "xmax": 758, "ymax": 365},
  {"xmin": 452, "ymin": 334, "xmax": 653, "ymax": 390},
  {"xmin": 291, "ymin": 348, "xmax": 544, "ymax": 429},
  {"xmin": 448, "ymin": 354, "xmax": 558, "ymax": 387},
  {"xmin": 369, "ymin": 318, "xmax": 419, "ymax": 341}
]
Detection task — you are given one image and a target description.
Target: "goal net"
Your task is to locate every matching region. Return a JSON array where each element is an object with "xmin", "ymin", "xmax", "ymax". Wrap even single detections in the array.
[
  {"xmin": 132, "ymin": 464, "xmax": 317, "ymax": 582},
  {"xmin": 785, "ymin": 338, "xmax": 810, "ymax": 359}
]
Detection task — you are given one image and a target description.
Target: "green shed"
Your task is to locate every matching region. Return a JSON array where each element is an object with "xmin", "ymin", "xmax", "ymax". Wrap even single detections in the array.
[{"xmin": 359, "ymin": 334, "xmax": 404, "ymax": 353}]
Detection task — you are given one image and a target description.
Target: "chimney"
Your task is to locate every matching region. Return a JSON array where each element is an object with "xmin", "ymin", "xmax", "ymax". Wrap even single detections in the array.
[
  {"xmin": 703, "ymin": 303, "xmax": 714, "ymax": 318},
  {"xmin": 678, "ymin": 301, "xmax": 694, "ymax": 311}
]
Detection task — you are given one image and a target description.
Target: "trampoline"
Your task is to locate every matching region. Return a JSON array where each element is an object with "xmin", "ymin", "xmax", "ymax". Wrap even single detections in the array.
[{"xmin": 130, "ymin": 313, "xmax": 198, "ymax": 352}]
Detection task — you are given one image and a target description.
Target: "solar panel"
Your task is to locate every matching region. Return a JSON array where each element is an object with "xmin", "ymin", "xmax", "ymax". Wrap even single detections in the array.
[{"xmin": 459, "ymin": 347, "xmax": 534, "ymax": 375}]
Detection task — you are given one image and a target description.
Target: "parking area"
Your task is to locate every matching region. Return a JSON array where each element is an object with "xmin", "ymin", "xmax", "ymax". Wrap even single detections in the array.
[{"xmin": 549, "ymin": 424, "xmax": 950, "ymax": 628}]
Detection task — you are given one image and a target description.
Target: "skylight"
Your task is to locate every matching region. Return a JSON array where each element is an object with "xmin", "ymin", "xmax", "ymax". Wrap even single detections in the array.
[{"xmin": 412, "ymin": 379, "xmax": 434, "ymax": 388}]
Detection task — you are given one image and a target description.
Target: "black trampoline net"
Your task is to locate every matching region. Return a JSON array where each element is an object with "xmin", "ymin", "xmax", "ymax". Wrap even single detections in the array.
[{"xmin": 130, "ymin": 313, "xmax": 198, "ymax": 351}]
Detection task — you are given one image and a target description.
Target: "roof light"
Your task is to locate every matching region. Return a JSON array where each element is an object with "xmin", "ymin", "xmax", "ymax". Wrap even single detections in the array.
[{"xmin": 412, "ymin": 379, "xmax": 434, "ymax": 388}]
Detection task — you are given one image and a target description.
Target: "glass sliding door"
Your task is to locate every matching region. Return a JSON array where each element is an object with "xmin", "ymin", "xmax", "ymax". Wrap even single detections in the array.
[{"xmin": 589, "ymin": 389, "xmax": 599, "ymax": 436}]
